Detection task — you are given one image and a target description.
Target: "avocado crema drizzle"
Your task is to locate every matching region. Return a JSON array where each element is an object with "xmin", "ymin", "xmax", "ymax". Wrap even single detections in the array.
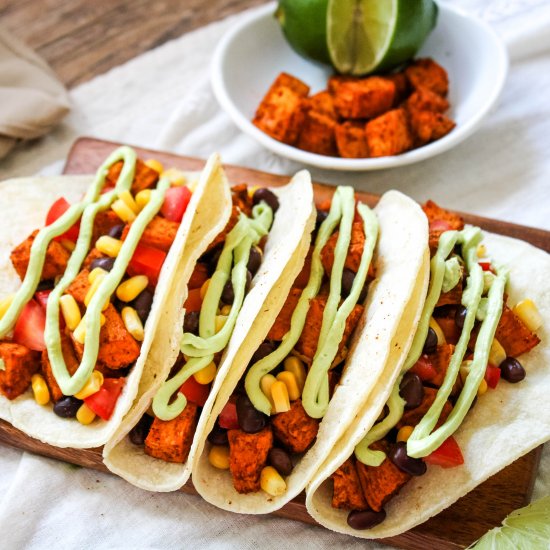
[
  {"xmin": 245, "ymin": 186, "xmax": 378, "ymax": 420},
  {"xmin": 0, "ymin": 146, "xmax": 171, "ymax": 396},
  {"xmin": 152, "ymin": 202, "xmax": 274, "ymax": 422},
  {"xmin": 355, "ymin": 227, "xmax": 508, "ymax": 466}
]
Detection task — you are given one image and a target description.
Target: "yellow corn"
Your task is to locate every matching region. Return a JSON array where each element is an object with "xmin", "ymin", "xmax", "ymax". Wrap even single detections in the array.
[
  {"xmin": 271, "ymin": 380, "xmax": 290, "ymax": 413},
  {"xmin": 135, "ymin": 189, "xmax": 152, "ymax": 210},
  {"xmin": 209, "ymin": 445, "xmax": 230, "ymax": 469},
  {"xmin": 88, "ymin": 267, "xmax": 107, "ymax": 285},
  {"xmin": 96, "ymin": 236, "xmax": 122, "ymax": 258},
  {"xmin": 477, "ymin": 378, "xmax": 488, "ymax": 396},
  {"xmin": 489, "ymin": 338, "xmax": 506, "ymax": 367},
  {"xmin": 429, "ymin": 317, "xmax": 446, "ymax": 345},
  {"xmin": 200, "ymin": 279, "xmax": 210, "ymax": 299},
  {"xmin": 260, "ymin": 374, "xmax": 276, "ymax": 410},
  {"xmin": 144, "ymin": 159, "xmax": 164, "ymax": 174},
  {"xmin": 162, "ymin": 168, "xmax": 186, "ymax": 186},
  {"xmin": 59, "ymin": 294, "xmax": 82, "ymax": 331},
  {"xmin": 194, "ymin": 361, "xmax": 216, "ymax": 385},
  {"xmin": 220, "ymin": 304, "xmax": 232, "ymax": 316},
  {"xmin": 112, "ymin": 199, "xmax": 136, "ymax": 223},
  {"xmin": 397, "ymin": 425, "xmax": 414, "ymax": 443},
  {"xmin": 74, "ymin": 370, "xmax": 104, "ymax": 400},
  {"xmin": 247, "ymin": 185, "xmax": 260, "ymax": 198},
  {"xmin": 121, "ymin": 307, "xmax": 144, "ymax": 342},
  {"xmin": 284, "ymin": 356, "xmax": 306, "ymax": 391},
  {"xmin": 73, "ymin": 313, "xmax": 106, "ymax": 344},
  {"xmin": 31, "ymin": 374, "xmax": 50, "ymax": 406},
  {"xmin": 513, "ymin": 299, "xmax": 542, "ymax": 332},
  {"xmin": 260, "ymin": 466, "xmax": 287, "ymax": 496},
  {"xmin": 60, "ymin": 239, "xmax": 76, "ymax": 252},
  {"xmin": 476, "ymin": 244, "xmax": 487, "ymax": 258},
  {"xmin": 276, "ymin": 371, "xmax": 301, "ymax": 401},
  {"xmin": 76, "ymin": 403, "xmax": 96, "ymax": 425},
  {"xmin": 0, "ymin": 295, "xmax": 14, "ymax": 320},
  {"xmin": 460, "ymin": 361, "xmax": 472, "ymax": 384},
  {"xmin": 84, "ymin": 271, "xmax": 107, "ymax": 307},
  {"xmin": 215, "ymin": 315, "xmax": 227, "ymax": 333},
  {"xmin": 116, "ymin": 275, "xmax": 149, "ymax": 302},
  {"xmin": 119, "ymin": 189, "xmax": 139, "ymax": 214}
]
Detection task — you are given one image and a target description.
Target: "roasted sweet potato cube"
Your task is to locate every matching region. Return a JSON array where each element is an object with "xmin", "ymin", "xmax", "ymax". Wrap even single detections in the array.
[
  {"xmin": 121, "ymin": 215, "xmax": 178, "ymax": 252},
  {"xmin": 408, "ymin": 109, "xmax": 455, "ymax": 146},
  {"xmin": 107, "ymin": 158, "xmax": 159, "ymax": 193},
  {"xmin": 327, "ymin": 74, "xmax": 356, "ymax": 94},
  {"xmin": 272, "ymin": 399, "xmax": 319, "ymax": 453},
  {"xmin": 398, "ymin": 387, "xmax": 453, "ymax": 429},
  {"xmin": 82, "ymin": 248, "xmax": 103, "ymax": 270},
  {"xmin": 92, "ymin": 210, "xmax": 123, "ymax": 243},
  {"xmin": 422, "ymin": 200, "xmax": 464, "ymax": 254},
  {"xmin": 405, "ymin": 58, "xmax": 449, "ymax": 96},
  {"xmin": 335, "ymin": 122, "xmax": 369, "ymax": 159},
  {"xmin": 365, "ymin": 108, "xmax": 413, "ymax": 157},
  {"xmin": 405, "ymin": 86, "xmax": 449, "ymax": 113},
  {"xmin": 435, "ymin": 315, "xmax": 461, "ymax": 346},
  {"xmin": 231, "ymin": 183, "xmax": 254, "ymax": 217},
  {"xmin": 271, "ymin": 72, "xmax": 310, "ymax": 97},
  {"xmin": 321, "ymin": 222, "xmax": 366, "ymax": 274},
  {"xmin": 297, "ymin": 111, "xmax": 338, "ymax": 156},
  {"xmin": 228, "ymin": 427, "xmax": 273, "ymax": 493},
  {"xmin": 331, "ymin": 458, "xmax": 368, "ymax": 510},
  {"xmin": 188, "ymin": 262, "xmax": 209, "ymax": 290},
  {"xmin": 333, "ymin": 77, "xmax": 395, "ymax": 119},
  {"xmin": 267, "ymin": 288, "xmax": 302, "ymax": 341},
  {"xmin": 384, "ymin": 72, "xmax": 410, "ymax": 105},
  {"xmin": 495, "ymin": 305, "xmax": 541, "ymax": 357},
  {"xmin": 144, "ymin": 402, "xmax": 198, "ymax": 463},
  {"xmin": 436, "ymin": 275, "xmax": 463, "ymax": 307},
  {"xmin": 0, "ymin": 342, "xmax": 40, "ymax": 400},
  {"xmin": 306, "ymin": 91, "xmax": 338, "ymax": 120},
  {"xmin": 426, "ymin": 344, "xmax": 455, "ymax": 387},
  {"xmin": 10, "ymin": 230, "xmax": 70, "ymax": 282},
  {"xmin": 65, "ymin": 269, "xmax": 91, "ymax": 305}
]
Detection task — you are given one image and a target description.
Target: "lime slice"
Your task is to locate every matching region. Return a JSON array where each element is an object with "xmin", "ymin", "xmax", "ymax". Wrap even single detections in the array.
[
  {"xmin": 469, "ymin": 496, "xmax": 550, "ymax": 549},
  {"xmin": 327, "ymin": 0, "xmax": 438, "ymax": 75}
]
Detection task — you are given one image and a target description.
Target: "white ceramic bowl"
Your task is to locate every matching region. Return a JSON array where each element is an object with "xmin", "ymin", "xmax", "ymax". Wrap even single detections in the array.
[{"xmin": 211, "ymin": 2, "xmax": 508, "ymax": 171}]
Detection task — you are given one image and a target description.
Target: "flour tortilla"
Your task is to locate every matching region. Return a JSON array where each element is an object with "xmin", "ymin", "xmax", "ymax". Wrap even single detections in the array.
[
  {"xmin": 0, "ymin": 154, "xmax": 231, "ymax": 448},
  {"xmin": 191, "ymin": 190, "xmax": 430, "ymax": 513},
  {"xmin": 306, "ymin": 231, "xmax": 550, "ymax": 539},
  {"xmin": 103, "ymin": 170, "xmax": 317, "ymax": 491}
]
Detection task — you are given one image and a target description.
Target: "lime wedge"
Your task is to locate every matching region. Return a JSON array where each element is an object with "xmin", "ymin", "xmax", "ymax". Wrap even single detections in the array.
[
  {"xmin": 327, "ymin": 0, "xmax": 438, "ymax": 75},
  {"xmin": 469, "ymin": 496, "xmax": 550, "ymax": 549}
]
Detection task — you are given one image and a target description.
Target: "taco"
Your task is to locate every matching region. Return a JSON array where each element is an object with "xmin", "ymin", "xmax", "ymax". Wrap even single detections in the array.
[
  {"xmin": 306, "ymin": 201, "xmax": 548, "ymax": 538},
  {"xmin": 190, "ymin": 189, "xmax": 430, "ymax": 513},
  {"xmin": 0, "ymin": 146, "xmax": 233, "ymax": 448},
  {"xmin": 102, "ymin": 170, "xmax": 316, "ymax": 491}
]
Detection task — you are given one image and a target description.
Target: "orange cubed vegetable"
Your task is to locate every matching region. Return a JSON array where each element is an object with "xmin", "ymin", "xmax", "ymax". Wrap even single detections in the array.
[
  {"xmin": 331, "ymin": 457, "xmax": 368, "ymax": 510},
  {"xmin": 408, "ymin": 109, "xmax": 455, "ymax": 146},
  {"xmin": 121, "ymin": 215, "xmax": 178, "ymax": 252},
  {"xmin": 426, "ymin": 343, "xmax": 455, "ymax": 387},
  {"xmin": 92, "ymin": 210, "xmax": 123, "ymax": 243},
  {"xmin": 335, "ymin": 122, "xmax": 369, "ymax": 159},
  {"xmin": 305, "ymin": 91, "xmax": 338, "ymax": 120},
  {"xmin": 333, "ymin": 77, "xmax": 395, "ymax": 119},
  {"xmin": 0, "ymin": 342, "xmax": 40, "ymax": 400},
  {"xmin": 398, "ymin": 387, "xmax": 453, "ymax": 429},
  {"xmin": 65, "ymin": 269, "xmax": 91, "ymax": 305},
  {"xmin": 495, "ymin": 305, "xmax": 541, "ymax": 357},
  {"xmin": 321, "ymin": 221, "xmax": 367, "ymax": 275},
  {"xmin": 107, "ymin": 158, "xmax": 159, "ymax": 193},
  {"xmin": 383, "ymin": 72, "xmax": 410, "ymax": 105},
  {"xmin": 297, "ymin": 111, "xmax": 338, "ymax": 156},
  {"xmin": 365, "ymin": 108, "xmax": 413, "ymax": 158},
  {"xmin": 405, "ymin": 58, "xmax": 449, "ymax": 97},
  {"xmin": 188, "ymin": 263, "xmax": 209, "ymax": 290},
  {"xmin": 82, "ymin": 248, "xmax": 103, "ymax": 270},
  {"xmin": 436, "ymin": 275, "xmax": 463, "ymax": 307},
  {"xmin": 271, "ymin": 398, "xmax": 319, "ymax": 453},
  {"xmin": 267, "ymin": 288, "xmax": 302, "ymax": 341},
  {"xmin": 405, "ymin": 86, "xmax": 449, "ymax": 113},
  {"xmin": 422, "ymin": 200, "xmax": 464, "ymax": 254}
]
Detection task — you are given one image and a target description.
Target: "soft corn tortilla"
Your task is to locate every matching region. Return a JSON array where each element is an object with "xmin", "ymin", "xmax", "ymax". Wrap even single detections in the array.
[
  {"xmin": 191, "ymin": 190, "xmax": 430, "ymax": 513},
  {"xmin": 0, "ymin": 154, "xmax": 231, "ymax": 448},
  {"xmin": 103, "ymin": 170, "xmax": 317, "ymax": 492},
  {"xmin": 306, "ymin": 231, "xmax": 550, "ymax": 539}
]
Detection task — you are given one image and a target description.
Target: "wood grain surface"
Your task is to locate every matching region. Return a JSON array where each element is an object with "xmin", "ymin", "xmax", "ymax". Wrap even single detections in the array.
[{"xmin": 1, "ymin": 136, "xmax": 543, "ymax": 549}]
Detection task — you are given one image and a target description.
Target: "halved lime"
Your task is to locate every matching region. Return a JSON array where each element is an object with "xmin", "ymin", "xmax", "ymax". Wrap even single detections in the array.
[
  {"xmin": 469, "ymin": 496, "xmax": 550, "ymax": 549},
  {"xmin": 327, "ymin": 0, "xmax": 438, "ymax": 75}
]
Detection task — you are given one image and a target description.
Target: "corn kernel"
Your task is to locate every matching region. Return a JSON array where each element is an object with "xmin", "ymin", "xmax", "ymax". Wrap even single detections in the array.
[
  {"xmin": 209, "ymin": 445, "xmax": 230, "ymax": 469},
  {"xmin": 489, "ymin": 338, "xmax": 506, "ymax": 367},
  {"xmin": 200, "ymin": 279, "xmax": 210, "ymax": 299},
  {"xmin": 84, "ymin": 271, "xmax": 107, "ymax": 307},
  {"xmin": 271, "ymin": 380, "xmax": 290, "ymax": 413},
  {"xmin": 260, "ymin": 466, "xmax": 287, "ymax": 496},
  {"xmin": 119, "ymin": 189, "xmax": 139, "ymax": 214},
  {"xmin": 215, "ymin": 315, "xmax": 227, "ymax": 333},
  {"xmin": 476, "ymin": 244, "xmax": 487, "ymax": 258},
  {"xmin": 60, "ymin": 239, "xmax": 76, "ymax": 252},
  {"xmin": 96, "ymin": 236, "xmax": 122, "ymax": 258},
  {"xmin": 112, "ymin": 199, "xmax": 136, "ymax": 223},
  {"xmin": 460, "ymin": 361, "xmax": 472, "ymax": 384},
  {"xmin": 31, "ymin": 374, "xmax": 50, "ymax": 406},
  {"xmin": 60, "ymin": 294, "xmax": 81, "ymax": 331},
  {"xmin": 0, "ymin": 295, "xmax": 14, "ymax": 320},
  {"xmin": 162, "ymin": 168, "xmax": 186, "ymax": 186},
  {"xmin": 76, "ymin": 403, "xmax": 96, "ymax": 425},
  {"xmin": 121, "ymin": 307, "xmax": 144, "ymax": 342},
  {"xmin": 116, "ymin": 275, "xmax": 149, "ymax": 302},
  {"xmin": 397, "ymin": 425, "xmax": 414, "ymax": 443},
  {"xmin": 144, "ymin": 159, "xmax": 164, "ymax": 174},
  {"xmin": 260, "ymin": 374, "xmax": 276, "ymax": 410},
  {"xmin": 477, "ymin": 378, "xmax": 488, "ymax": 396},
  {"xmin": 135, "ymin": 189, "xmax": 152, "ymax": 210},
  {"xmin": 247, "ymin": 185, "xmax": 259, "ymax": 198},
  {"xmin": 73, "ymin": 313, "xmax": 105, "ymax": 344},
  {"xmin": 74, "ymin": 370, "xmax": 104, "ymax": 400},
  {"xmin": 429, "ymin": 317, "xmax": 446, "ymax": 345},
  {"xmin": 194, "ymin": 362, "xmax": 216, "ymax": 385},
  {"xmin": 284, "ymin": 356, "xmax": 306, "ymax": 391},
  {"xmin": 220, "ymin": 304, "xmax": 232, "ymax": 316},
  {"xmin": 88, "ymin": 267, "xmax": 107, "ymax": 285},
  {"xmin": 276, "ymin": 371, "xmax": 301, "ymax": 401},
  {"xmin": 513, "ymin": 299, "xmax": 542, "ymax": 332}
]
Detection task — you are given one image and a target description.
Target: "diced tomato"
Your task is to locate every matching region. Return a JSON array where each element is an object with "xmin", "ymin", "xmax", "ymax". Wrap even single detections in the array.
[
  {"xmin": 84, "ymin": 378, "xmax": 125, "ymax": 421},
  {"xmin": 424, "ymin": 436, "xmax": 464, "ymax": 468},
  {"xmin": 13, "ymin": 299, "xmax": 46, "ymax": 351},
  {"xmin": 485, "ymin": 364, "xmax": 501, "ymax": 389},
  {"xmin": 160, "ymin": 186, "xmax": 191, "ymax": 223},
  {"xmin": 430, "ymin": 219, "xmax": 452, "ymax": 232},
  {"xmin": 188, "ymin": 264, "xmax": 209, "ymax": 290},
  {"xmin": 184, "ymin": 288, "xmax": 203, "ymax": 313},
  {"xmin": 128, "ymin": 244, "xmax": 166, "ymax": 285},
  {"xmin": 179, "ymin": 376, "xmax": 209, "ymax": 407},
  {"xmin": 34, "ymin": 290, "xmax": 51, "ymax": 311},
  {"xmin": 219, "ymin": 401, "xmax": 239, "ymax": 430},
  {"xmin": 409, "ymin": 355, "xmax": 437, "ymax": 382},
  {"xmin": 479, "ymin": 261, "xmax": 493, "ymax": 272},
  {"xmin": 45, "ymin": 197, "xmax": 80, "ymax": 242}
]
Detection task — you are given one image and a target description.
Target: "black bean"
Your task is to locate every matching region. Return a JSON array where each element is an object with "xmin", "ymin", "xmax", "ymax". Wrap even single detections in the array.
[
  {"xmin": 128, "ymin": 414, "xmax": 154, "ymax": 445},
  {"xmin": 36, "ymin": 280, "xmax": 55, "ymax": 292},
  {"xmin": 250, "ymin": 341, "xmax": 275, "ymax": 365},
  {"xmin": 252, "ymin": 188, "xmax": 279, "ymax": 212},
  {"xmin": 205, "ymin": 245, "xmax": 223, "ymax": 276},
  {"xmin": 53, "ymin": 396, "xmax": 82, "ymax": 418},
  {"xmin": 499, "ymin": 357, "xmax": 526, "ymax": 383},
  {"xmin": 133, "ymin": 288, "xmax": 154, "ymax": 323},
  {"xmin": 247, "ymin": 246, "xmax": 262, "ymax": 276},
  {"xmin": 358, "ymin": 283, "xmax": 369, "ymax": 303},
  {"xmin": 399, "ymin": 372, "xmax": 424, "ymax": 410},
  {"xmin": 347, "ymin": 509, "xmax": 387, "ymax": 530},
  {"xmin": 245, "ymin": 270, "xmax": 253, "ymax": 292},
  {"xmin": 207, "ymin": 423, "xmax": 229, "ymax": 446},
  {"xmin": 454, "ymin": 306, "xmax": 467, "ymax": 330},
  {"xmin": 108, "ymin": 224, "xmax": 125, "ymax": 239},
  {"xmin": 341, "ymin": 268, "xmax": 356, "ymax": 297},
  {"xmin": 422, "ymin": 327, "xmax": 438, "ymax": 355},
  {"xmin": 236, "ymin": 394, "xmax": 268, "ymax": 433},
  {"xmin": 183, "ymin": 311, "xmax": 200, "ymax": 335},
  {"xmin": 90, "ymin": 256, "xmax": 116, "ymax": 272},
  {"xmin": 221, "ymin": 281, "xmax": 235, "ymax": 304},
  {"xmin": 389, "ymin": 442, "xmax": 427, "ymax": 476},
  {"xmin": 268, "ymin": 447, "xmax": 293, "ymax": 476}
]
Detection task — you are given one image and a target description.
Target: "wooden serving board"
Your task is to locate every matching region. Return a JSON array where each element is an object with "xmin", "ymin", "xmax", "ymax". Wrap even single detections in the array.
[{"xmin": 1, "ymin": 137, "xmax": 547, "ymax": 550}]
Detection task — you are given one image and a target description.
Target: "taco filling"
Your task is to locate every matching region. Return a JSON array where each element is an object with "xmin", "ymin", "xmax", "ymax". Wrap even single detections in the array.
[{"xmin": 327, "ymin": 201, "xmax": 542, "ymax": 530}]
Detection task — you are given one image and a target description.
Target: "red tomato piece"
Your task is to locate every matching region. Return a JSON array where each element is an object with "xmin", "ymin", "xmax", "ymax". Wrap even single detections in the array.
[
  {"xmin": 34, "ymin": 290, "xmax": 51, "ymax": 311},
  {"xmin": 485, "ymin": 364, "xmax": 501, "ymax": 389},
  {"xmin": 218, "ymin": 401, "xmax": 239, "ymax": 430},
  {"xmin": 45, "ymin": 197, "xmax": 80, "ymax": 242},
  {"xmin": 179, "ymin": 376, "xmax": 210, "ymax": 407},
  {"xmin": 128, "ymin": 244, "xmax": 166, "ymax": 285},
  {"xmin": 424, "ymin": 436, "xmax": 464, "ymax": 468},
  {"xmin": 160, "ymin": 186, "xmax": 192, "ymax": 223},
  {"xmin": 13, "ymin": 299, "xmax": 46, "ymax": 351},
  {"xmin": 479, "ymin": 261, "xmax": 493, "ymax": 272},
  {"xmin": 184, "ymin": 288, "xmax": 203, "ymax": 313},
  {"xmin": 430, "ymin": 219, "xmax": 452, "ymax": 232},
  {"xmin": 84, "ymin": 378, "xmax": 125, "ymax": 421},
  {"xmin": 409, "ymin": 355, "xmax": 437, "ymax": 382},
  {"xmin": 100, "ymin": 185, "xmax": 115, "ymax": 195}
]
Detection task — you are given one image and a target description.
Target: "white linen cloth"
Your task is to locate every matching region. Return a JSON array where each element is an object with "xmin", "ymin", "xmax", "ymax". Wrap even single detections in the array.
[{"xmin": 0, "ymin": 1, "xmax": 549, "ymax": 548}]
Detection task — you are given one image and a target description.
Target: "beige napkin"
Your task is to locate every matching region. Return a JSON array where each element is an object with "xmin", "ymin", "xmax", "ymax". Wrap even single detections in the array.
[{"xmin": 0, "ymin": 26, "xmax": 70, "ymax": 159}]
